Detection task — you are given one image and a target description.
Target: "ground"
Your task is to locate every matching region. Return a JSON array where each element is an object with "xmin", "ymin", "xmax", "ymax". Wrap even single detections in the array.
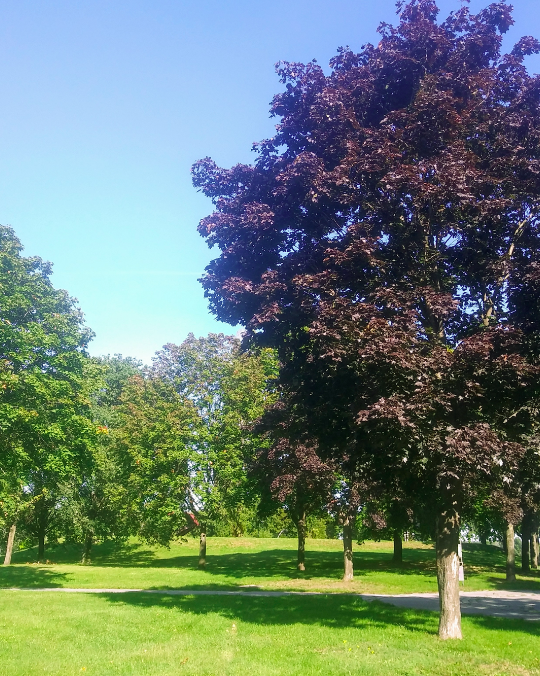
[
  {"xmin": 2, "ymin": 537, "xmax": 539, "ymax": 594},
  {"xmin": 1, "ymin": 537, "xmax": 539, "ymax": 675}
]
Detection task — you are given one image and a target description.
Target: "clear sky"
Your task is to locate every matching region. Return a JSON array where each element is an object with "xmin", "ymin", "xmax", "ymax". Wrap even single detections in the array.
[{"xmin": 0, "ymin": 0, "xmax": 538, "ymax": 363}]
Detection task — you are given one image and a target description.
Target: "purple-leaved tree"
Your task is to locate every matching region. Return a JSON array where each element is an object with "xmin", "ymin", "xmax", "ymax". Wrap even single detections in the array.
[{"xmin": 193, "ymin": 0, "xmax": 540, "ymax": 638}]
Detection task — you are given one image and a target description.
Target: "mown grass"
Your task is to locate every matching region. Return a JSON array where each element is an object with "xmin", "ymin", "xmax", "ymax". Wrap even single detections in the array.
[
  {"xmin": 1, "ymin": 538, "xmax": 539, "ymax": 675},
  {"xmin": 1, "ymin": 536, "xmax": 539, "ymax": 595},
  {"xmin": 1, "ymin": 589, "xmax": 540, "ymax": 675}
]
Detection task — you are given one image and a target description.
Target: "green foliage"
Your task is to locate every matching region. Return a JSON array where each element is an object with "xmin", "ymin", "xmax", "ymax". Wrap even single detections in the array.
[
  {"xmin": 92, "ymin": 354, "xmax": 143, "ymax": 412},
  {"xmin": 0, "ymin": 225, "xmax": 95, "ymax": 556},
  {"xmin": 153, "ymin": 334, "xmax": 278, "ymax": 535},
  {"xmin": 115, "ymin": 374, "xmax": 200, "ymax": 546}
]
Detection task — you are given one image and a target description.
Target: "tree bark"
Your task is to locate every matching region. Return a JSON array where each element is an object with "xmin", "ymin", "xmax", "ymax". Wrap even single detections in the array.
[
  {"xmin": 393, "ymin": 530, "xmax": 403, "ymax": 564},
  {"xmin": 296, "ymin": 512, "xmax": 306, "ymax": 572},
  {"xmin": 198, "ymin": 528, "xmax": 207, "ymax": 568},
  {"xmin": 36, "ymin": 495, "xmax": 49, "ymax": 562},
  {"xmin": 37, "ymin": 531, "xmax": 45, "ymax": 562},
  {"xmin": 81, "ymin": 533, "xmax": 93, "ymax": 565},
  {"xmin": 505, "ymin": 522, "xmax": 516, "ymax": 583},
  {"xmin": 530, "ymin": 531, "xmax": 538, "ymax": 569},
  {"xmin": 342, "ymin": 517, "xmax": 354, "ymax": 581},
  {"xmin": 521, "ymin": 531, "xmax": 530, "ymax": 573},
  {"xmin": 436, "ymin": 509, "xmax": 462, "ymax": 640},
  {"xmin": 3, "ymin": 524, "xmax": 16, "ymax": 566}
]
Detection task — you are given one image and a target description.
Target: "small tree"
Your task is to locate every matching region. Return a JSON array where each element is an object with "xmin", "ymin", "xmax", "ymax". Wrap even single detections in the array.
[
  {"xmin": 153, "ymin": 333, "xmax": 277, "ymax": 563},
  {"xmin": 253, "ymin": 428, "xmax": 335, "ymax": 571},
  {"xmin": 114, "ymin": 374, "xmax": 200, "ymax": 551}
]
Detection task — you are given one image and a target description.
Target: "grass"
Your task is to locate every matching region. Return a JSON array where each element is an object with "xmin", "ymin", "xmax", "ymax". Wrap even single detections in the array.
[
  {"xmin": 1, "ymin": 588, "xmax": 539, "ymax": 675},
  {"xmin": 1, "ymin": 536, "xmax": 539, "ymax": 595},
  {"xmin": 1, "ymin": 538, "xmax": 539, "ymax": 675}
]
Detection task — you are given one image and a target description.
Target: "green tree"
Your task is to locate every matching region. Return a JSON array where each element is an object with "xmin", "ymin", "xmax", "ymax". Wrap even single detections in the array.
[
  {"xmin": 153, "ymin": 334, "xmax": 278, "ymax": 563},
  {"xmin": 0, "ymin": 225, "xmax": 95, "ymax": 562},
  {"xmin": 58, "ymin": 355, "xmax": 143, "ymax": 563},
  {"xmin": 115, "ymin": 374, "xmax": 200, "ymax": 548}
]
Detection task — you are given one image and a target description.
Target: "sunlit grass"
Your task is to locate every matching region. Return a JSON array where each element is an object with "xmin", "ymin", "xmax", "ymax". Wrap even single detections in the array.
[
  {"xmin": 1, "ymin": 538, "xmax": 539, "ymax": 675},
  {"xmin": 1, "ymin": 537, "xmax": 538, "ymax": 595},
  {"xmin": 0, "ymin": 589, "xmax": 539, "ymax": 675}
]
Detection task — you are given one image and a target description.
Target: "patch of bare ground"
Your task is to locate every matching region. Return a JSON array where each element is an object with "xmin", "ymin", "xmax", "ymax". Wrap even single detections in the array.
[
  {"xmin": 218, "ymin": 538, "xmax": 259, "ymax": 549},
  {"xmin": 256, "ymin": 578, "xmax": 419, "ymax": 594}
]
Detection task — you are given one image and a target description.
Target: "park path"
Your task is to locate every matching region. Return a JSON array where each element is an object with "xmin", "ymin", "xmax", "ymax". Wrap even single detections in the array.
[{"xmin": 3, "ymin": 587, "xmax": 540, "ymax": 621}]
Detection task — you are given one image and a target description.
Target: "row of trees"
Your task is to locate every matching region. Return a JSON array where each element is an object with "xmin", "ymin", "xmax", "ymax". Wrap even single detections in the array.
[
  {"xmin": 0, "ymin": 222, "xmax": 409, "ymax": 573},
  {"xmin": 0, "ymin": 219, "xmax": 536, "ymax": 632},
  {"xmin": 0, "ymin": 220, "xmax": 526, "ymax": 574},
  {"xmin": 3, "ymin": 0, "xmax": 540, "ymax": 644},
  {"xmin": 0, "ymin": 224, "xmax": 285, "ymax": 566},
  {"xmin": 193, "ymin": 0, "xmax": 540, "ymax": 640}
]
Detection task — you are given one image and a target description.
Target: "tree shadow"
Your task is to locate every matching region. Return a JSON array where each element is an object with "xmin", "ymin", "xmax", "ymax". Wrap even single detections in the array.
[
  {"xmin": 0, "ymin": 565, "xmax": 68, "ymax": 589},
  {"xmin": 458, "ymin": 593, "xmax": 540, "ymax": 622},
  {"xmin": 181, "ymin": 548, "xmax": 438, "ymax": 581},
  {"xmin": 11, "ymin": 541, "xmax": 159, "ymax": 567},
  {"xmin": 99, "ymin": 591, "xmax": 440, "ymax": 634},
  {"xmin": 466, "ymin": 611, "xmax": 540, "ymax": 637},
  {"xmin": 95, "ymin": 589, "xmax": 540, "ymax": 638},
  {"xmin": 462, "ymin": 543, "xmax": 505, "ymax": 567},
  {"xmin": 7, "ymin": 539, "xmax": 523, "ymax": 590},
  {"xmin": 485, "ymin": 575, "xmax": 540, "ymax": 592}
]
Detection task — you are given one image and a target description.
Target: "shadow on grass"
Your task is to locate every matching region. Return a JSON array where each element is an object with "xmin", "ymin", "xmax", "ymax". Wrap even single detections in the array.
[
  {"xmin": 485, "ymin": 575, "xmax": 540, "ymax": 592},
  {"xmin": 100, "ymin": 591, "xmax": 440, "ymax": 634},
  {"xmin": 0, "ymin": 565, "xmax": 68, "ymax": 589},
  {"xmin": 11, "ymin": 540, "xmax": 440, "ymax": 580},
  {"xmin": 96, "ymin": 590, "xmax": 540, "ymax": 638},
  {"xmin": 464, "ymin": 611, "xmax": 540, "ymax": 637},
  {"xmin": 8, "ymin": 540, "xmax": 530, "ymax": 588},
  {"xmin": 11, "ymin": 541, "xmax": 159, "ymax": 567},
  {"xmin": 9, "ymin": 538, "xmax": 536, "ymax": 593},
  {"xmin": 157, "ymin": 549, "xmax": 439, "ymax": 581}
]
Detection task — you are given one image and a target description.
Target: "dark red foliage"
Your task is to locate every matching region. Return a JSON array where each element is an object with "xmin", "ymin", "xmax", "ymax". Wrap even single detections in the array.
[{"xmin": 194, "ymin": 1, "xmax": 540, "ymax": 516}]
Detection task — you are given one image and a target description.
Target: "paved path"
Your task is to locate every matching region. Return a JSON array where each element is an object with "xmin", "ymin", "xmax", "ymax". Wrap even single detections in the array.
[
  {"xmin": 360, "ymin": 590, "xmax": 540, "ymax": 621},
  {"xmin": 3, "ymin": 587, "xmax": 540, "ymax": 621}
]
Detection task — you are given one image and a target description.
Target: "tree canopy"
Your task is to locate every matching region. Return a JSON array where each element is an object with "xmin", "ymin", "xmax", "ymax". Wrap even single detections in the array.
[
  {"xmin": 0, "ymin": 225, "xmax": 95, "ymax": 560},
  {"xmin": 193, "ymin": 0, "xmax": 540, "ymax": 638}
]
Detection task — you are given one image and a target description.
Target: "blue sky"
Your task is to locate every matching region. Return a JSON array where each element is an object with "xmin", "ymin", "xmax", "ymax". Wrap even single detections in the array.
[{"xmin": 0, "ymin": 0, "xmax": 538, "ymax": 363}]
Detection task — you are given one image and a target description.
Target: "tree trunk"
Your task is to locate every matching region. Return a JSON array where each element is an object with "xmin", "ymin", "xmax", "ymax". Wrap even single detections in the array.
[
  {"xmin": 342, "ymin": 517, "xmax": 354, "ymax": 581},
  {"xmin": 530, "ymin": 532, "xmax": 538, "ymax": 569},
  {"xmin": 198, "ymin": 528, "xmax": 207, "ymax": 568},
  {"xmin": 37, "ymin": 531, "xmax": 45, "ymax": 562},
  {"xmin": 393, "ymin": 530, "xmax": 403, "ymax": 564},
  {"xmin": 436, "ymin": 509, "xmax": 462, "ymax": 640},
  {"xmin": 81, "ymin": 533, "xmax": 93, "ymax": 565},
  {"xmin": 36, "ymin": 495, "xmax": 48, "ymax": 563},
  {"xmin": 521, "ymin": 531, "xmax": 530, "ymax": 573},
  {"xmin": 505, "ymin": 522, "xmax": 516, "ymax": 583},
  {"xmin": 3, "ymin": 524, "xmax": 16, "ymax": 566},
  {"xmin": 296, "ymin": 512, "xmax": 306, "ymax": 572}
]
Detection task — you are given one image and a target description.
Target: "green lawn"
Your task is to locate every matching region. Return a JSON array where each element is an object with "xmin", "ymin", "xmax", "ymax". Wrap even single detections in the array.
[
  {"xmin": 1, "ymin": 536, "xmax": 539, "ymax": 595},
  {"xmin": 1, "ymin": 538, "xmax": 539, "ymax": 675},
  {"xmin": 0, "ymin": 591, "xmax": 540, "ymax": 676},
  {"xmin": 1, "ymin": 589, "xmax": 540, "ymax": 675}
]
